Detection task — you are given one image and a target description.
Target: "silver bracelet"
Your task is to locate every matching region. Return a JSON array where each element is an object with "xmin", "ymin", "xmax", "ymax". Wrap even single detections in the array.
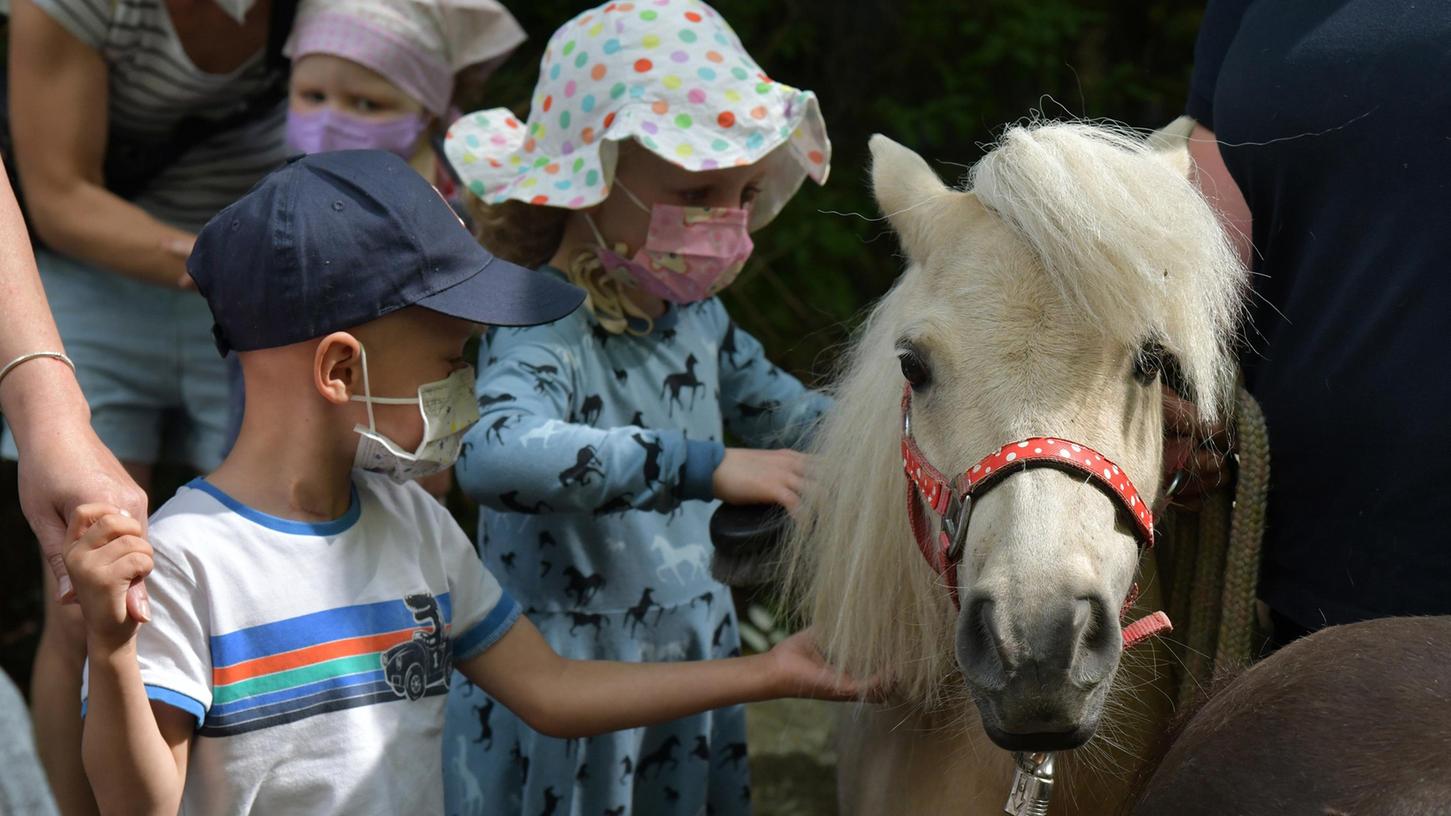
[{"xmin": 0, "ymin": 351, "xmax": 77, "ymax": 392}]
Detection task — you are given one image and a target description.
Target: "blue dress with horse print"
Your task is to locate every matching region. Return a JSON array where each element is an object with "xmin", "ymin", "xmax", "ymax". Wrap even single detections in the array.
[{"xmin": 443, "ymin": 266, "xmax": 829, "ymax": 816}]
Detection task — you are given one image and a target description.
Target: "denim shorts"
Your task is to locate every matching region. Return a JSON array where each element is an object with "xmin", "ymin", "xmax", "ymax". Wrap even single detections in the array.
[{"xmin": 1, "ymin": 249, "xmax": 229, "ymax": 470}]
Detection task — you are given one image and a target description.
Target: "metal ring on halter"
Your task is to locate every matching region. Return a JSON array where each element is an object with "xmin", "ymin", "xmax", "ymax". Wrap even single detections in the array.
[{"xmin": 1163, "ymin": 468, "xmax": 1189, "ymax": 501}]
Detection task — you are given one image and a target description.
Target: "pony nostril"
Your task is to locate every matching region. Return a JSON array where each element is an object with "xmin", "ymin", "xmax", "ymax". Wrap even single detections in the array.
[
  {"xmin": 958, "ymin": 597, "xmax": 1012, "ymax": 689},
  {"xmin": 1076, "ymin": 596, "xmax": 1113, "ymax": 652},
  {"xmin": 1071, "ymin": 595, "xmax": 1119, "ymax": 684},
  {"xmin": 979, "ymin": 600, "xmax": 1014, "ymax": 668}
]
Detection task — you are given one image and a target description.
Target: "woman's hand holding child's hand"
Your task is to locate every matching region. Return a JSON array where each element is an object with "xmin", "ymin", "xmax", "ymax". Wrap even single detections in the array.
[
  {"xmin": 766, "ymin": 628, "xmax": 882, "ymax": 703},
  {"xmin": 63, "ymin": 504, "xmax": 154, "ymax": 651},
  {"xmin": 713, "ymin": 448, "xmax": 809, "ymax": 511}
]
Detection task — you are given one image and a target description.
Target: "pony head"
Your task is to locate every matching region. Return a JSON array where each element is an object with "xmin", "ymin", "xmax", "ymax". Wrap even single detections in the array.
[{"xmin": 785, "ymin": 120, "xmax": 1244, "ymax": 751}]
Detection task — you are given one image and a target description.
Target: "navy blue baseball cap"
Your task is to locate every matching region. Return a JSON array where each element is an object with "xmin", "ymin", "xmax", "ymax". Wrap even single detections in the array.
[{"xmin": 188, "ymin": 150, "xmax": 584, "ymax": 355}]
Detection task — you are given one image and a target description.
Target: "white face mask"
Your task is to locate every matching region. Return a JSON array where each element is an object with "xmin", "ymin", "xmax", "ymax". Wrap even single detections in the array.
[{"xmin": 350, "ymin": 345, "xmax": 479, "ymax": 483}]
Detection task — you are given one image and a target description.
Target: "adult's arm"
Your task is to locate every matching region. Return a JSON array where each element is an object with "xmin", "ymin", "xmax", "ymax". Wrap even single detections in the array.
[
  {"xmin": 1188, "ymin": 123, "xmax": 1252, "ymax": 268},
  {"xmin": 0, "ymin": 164, "xmax": 149, "ymax": 598},
  {"xmin": 0, "ymin": 163, "xmax": 148, "ymax": 815},
  {"xmin": 8, "ymin": 0, "xmax": 195, "ymax": 288}
]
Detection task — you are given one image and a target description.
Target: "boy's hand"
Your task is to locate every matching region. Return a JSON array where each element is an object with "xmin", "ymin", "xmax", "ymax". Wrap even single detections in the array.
[
  {"xmin": 63, "ymin": 504, "xmax": 154, "ymax": 651},
  {"xmin": 713, "ymin": 448, "xmax": 808, "ymax": 511},
  {"xmin": 766, "ymin": 629, "xmax": 882, "ymax": 703}
]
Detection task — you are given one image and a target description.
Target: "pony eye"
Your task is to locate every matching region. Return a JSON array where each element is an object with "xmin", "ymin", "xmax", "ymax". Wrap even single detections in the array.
[
  {"xmin": 1133, "ymin": 345, "xmax": 1162, "ymax": 386},
  {"xmin": 899, "ymin": 350, "xmax": 931, "ymax": 389}
]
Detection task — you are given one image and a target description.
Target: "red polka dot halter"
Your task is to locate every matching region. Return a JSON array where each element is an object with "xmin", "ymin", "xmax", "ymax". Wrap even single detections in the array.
[{"xmin": 899, "ymin": 385, "xmax": 1171, "ymax": 650}]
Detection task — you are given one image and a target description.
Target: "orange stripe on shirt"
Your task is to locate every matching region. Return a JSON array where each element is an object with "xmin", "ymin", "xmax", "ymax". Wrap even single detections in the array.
[{"xmin": 212, "ymin": 628, "xmax": 420, "ymax": 686}]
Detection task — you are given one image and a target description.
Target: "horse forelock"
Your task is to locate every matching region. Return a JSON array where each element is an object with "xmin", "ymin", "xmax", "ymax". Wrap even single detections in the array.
[{"xmin": 969, "ymin": 121, "xmax": 1246, "ymax": 421}]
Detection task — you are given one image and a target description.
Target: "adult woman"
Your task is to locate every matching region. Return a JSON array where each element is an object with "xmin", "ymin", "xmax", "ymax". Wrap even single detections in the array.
[
  {"xmin": 1185, "ymin": 0, "xmax": 1451, "ymax": 644},
  {"xmin": 3, "ymin": 1, "xmax": 291, "ymax": 809}
]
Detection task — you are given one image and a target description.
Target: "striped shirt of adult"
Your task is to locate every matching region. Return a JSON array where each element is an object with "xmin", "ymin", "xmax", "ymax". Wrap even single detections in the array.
[{"xmin": 29, "ymin": 0, "xmax": 291, "ymax": 233}]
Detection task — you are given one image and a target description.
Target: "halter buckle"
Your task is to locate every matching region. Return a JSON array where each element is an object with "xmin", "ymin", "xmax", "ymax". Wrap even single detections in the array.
[{"xmin": 941, "ymin": 492, "xmax": 973, "ymax": 562}]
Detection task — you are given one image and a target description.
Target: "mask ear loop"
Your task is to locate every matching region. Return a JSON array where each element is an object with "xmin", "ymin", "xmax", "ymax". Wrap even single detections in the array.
[
  {"xmin": 613, "ymin": 181, "xmax": 650, "ymax": 212},
  {"xmin": 584, "ymin": 180, "xmax": 652, "ymax": 251},
  {"xmin": 584, "ymin": 212, "xmax": 612, "ymax": 250},
  {"xmin": 349, "ymin": 343, "xmax": 420, "ymax": 434},
  {"xmin": 355, "ymin": 344, "xmax": 378, "ymax": 433}
]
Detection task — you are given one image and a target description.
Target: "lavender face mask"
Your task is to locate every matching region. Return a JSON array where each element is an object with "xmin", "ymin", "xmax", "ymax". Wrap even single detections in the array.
[{"xmin": 286, "ymin": 108, "xmax": 428, "ymax": 158}]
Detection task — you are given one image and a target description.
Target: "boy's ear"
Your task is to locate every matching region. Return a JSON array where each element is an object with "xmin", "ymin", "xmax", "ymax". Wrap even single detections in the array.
[{"xmin": 314, "ymin": 332, "xmax": 362, "ymax": 405}]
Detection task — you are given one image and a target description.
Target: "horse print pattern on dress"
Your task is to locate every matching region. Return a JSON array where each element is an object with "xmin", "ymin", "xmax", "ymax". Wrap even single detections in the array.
[
  {"xmin": 633, "ymin": 433, "xmax": 664, "ymax": 486},
  {"xmin": 692, "ymin": 735, "xmax": 711, "ymax": 761},
  {"xmin": 558, "ymin": 445, "xmax": 606, "ymax": 487},
  {"xmin": 519, "ymin": 361, "xmax": 560, "ymax": 394},
  {"xmin": 499, "ymin": 491, "xmax": 553, "ymax": 514},
  {"xmin": 718, "ymin": 743, "xmax": 748, "ymax": 769},
  {"xmin": 478, "ymin": 391, "xmax": 516, "ymax": 409},
  {"xmin": 579, "ymin": 394, "xmax": 605, "ymax": 425},
  {"xmin": 473, "ymin": 699, "xmax": 494, "ymax": 748},
  {"xmin": 661, "ymin": 354, "xmax": 706, "ymax": 414},
  {"xmin": 637, "ymin": 736, "xmax": 681, "ymax": 779},
  {"xmin": 562, "ymin": 566, "xmax": 607, "ymax": 607},
  {"xmin": 626, "ymin": 588, "xmax": 665, "ymax": 635},
  {"xmin": 510, "ymin": 740, "xmax": 530, "ymax": 786},
  {"xmin": 485, "ymin": 414, "xmax": 518, "ymax": 444},
  {"xmin": 568, "ymin": 612, "xmax": 610, "ymax": 638}
]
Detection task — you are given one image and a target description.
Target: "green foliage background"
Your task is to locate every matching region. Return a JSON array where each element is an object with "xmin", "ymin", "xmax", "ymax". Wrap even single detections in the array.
[{"xmin": 464, "ymin": 0, "xmax": 1205, "ymax": 382}]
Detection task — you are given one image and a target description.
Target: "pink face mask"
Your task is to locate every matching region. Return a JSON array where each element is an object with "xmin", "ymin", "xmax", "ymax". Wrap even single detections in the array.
[
  {"xmin": 587, "ymin": 184, "xmax": 754, "ymax": 304},
  {"xmin": 286, "ymin": 107, "xmax": 428, "ymax": 158}
]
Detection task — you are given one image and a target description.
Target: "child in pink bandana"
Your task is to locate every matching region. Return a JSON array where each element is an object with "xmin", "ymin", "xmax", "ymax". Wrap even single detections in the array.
[{"xmin": 283, "ymin": 0, "xmax": 526, "ymax": 198}]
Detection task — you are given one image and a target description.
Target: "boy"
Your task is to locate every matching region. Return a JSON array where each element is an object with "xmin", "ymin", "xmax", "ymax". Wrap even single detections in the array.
[{"xmin": 66, "ymin": 151, "xmax": 865, "ymax": 814}]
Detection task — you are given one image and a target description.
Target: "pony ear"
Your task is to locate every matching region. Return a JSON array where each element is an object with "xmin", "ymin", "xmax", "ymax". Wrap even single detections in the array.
[
  {"xmin": 870, "ymin": 134, "xmax": 955, "ymax": 261},
  {"xmin": 1145, "ymin": 115, "xmax": 1195, "ymax": 178}
]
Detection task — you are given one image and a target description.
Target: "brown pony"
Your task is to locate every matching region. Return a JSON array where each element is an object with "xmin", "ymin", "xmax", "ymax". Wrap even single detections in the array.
[{"xmin": 1131, "ymin": 616, "xmax": 1451, "ymax": 816}]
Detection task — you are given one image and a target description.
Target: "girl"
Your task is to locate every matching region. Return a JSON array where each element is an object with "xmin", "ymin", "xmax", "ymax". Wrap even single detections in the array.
[
  {"xmin": 283, "ymin": 0, "xmax": 526, "ymax": 199},
  {"xmin": 441, "ymin": 2, "xmax": 832, "ymax": 813}
]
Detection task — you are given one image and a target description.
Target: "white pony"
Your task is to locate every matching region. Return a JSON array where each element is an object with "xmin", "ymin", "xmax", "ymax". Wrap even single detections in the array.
[{"xmin": 784, "ymin": 120, "xmax": 1245, "ymax": 814}]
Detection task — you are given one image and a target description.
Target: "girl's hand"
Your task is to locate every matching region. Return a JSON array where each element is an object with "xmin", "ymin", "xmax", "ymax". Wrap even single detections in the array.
[
  {"xmin": 767, "ymin": 629, "xmax": 882, "ymax": 703},
  {"xmin": 713, "ymin": 448, "xmax": 808, "ymax": 511},
  {"xmin": 62, "ymin": 504, "xmax": 153, "ymax": 652}
]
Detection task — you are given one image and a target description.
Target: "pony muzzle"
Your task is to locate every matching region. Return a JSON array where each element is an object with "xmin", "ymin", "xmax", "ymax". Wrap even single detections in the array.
[{"xmin": 955, "ymin": 593, "xmax": 1120, "ymax": 750}]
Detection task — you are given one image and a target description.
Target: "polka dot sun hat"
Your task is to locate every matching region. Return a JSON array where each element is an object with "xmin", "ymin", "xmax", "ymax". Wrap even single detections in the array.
[{"xmin": 443, "ymin": 0, "xmax": 830, "ymax": 230}]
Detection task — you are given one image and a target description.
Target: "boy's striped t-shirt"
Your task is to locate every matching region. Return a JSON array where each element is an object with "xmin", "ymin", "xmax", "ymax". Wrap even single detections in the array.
[{"xmin": 108, "ymin": 472, "xmax": 520, "ymax": 815}]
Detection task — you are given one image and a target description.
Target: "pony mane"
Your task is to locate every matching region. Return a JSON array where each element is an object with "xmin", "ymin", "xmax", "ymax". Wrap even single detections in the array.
[
  {"xmin": 968, "ymin": 121, "xmax": 1246, "ymax": 419},
  {"xmin": 783, "ymin": 121, "xmax": 1247, "ymax": 708}
]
